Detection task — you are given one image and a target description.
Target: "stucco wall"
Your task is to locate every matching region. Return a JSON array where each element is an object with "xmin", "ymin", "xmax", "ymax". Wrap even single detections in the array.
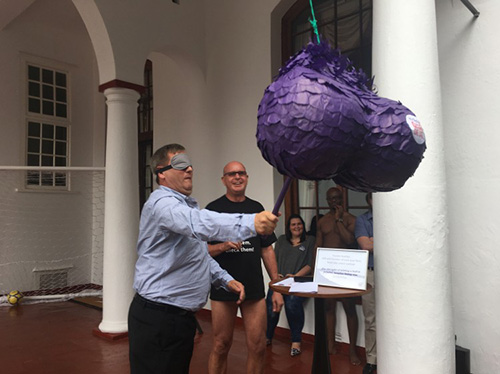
[
  {"xmin": 0, "ymin": 0, "xmax": 105, "ymax": 292},
  {"xmin": 437, "ymin": 1, "xmax": 500, "ymax": 373}
]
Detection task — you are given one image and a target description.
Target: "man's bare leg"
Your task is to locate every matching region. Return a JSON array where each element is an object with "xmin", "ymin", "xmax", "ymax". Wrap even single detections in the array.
[
  {"xmin": 208, "ymin": 301, "xmax": 238, "ymax": 374},
  {"xmin": 341, "ymin": 298, "xmax": 361, "ymax": 365},
  {"xmin": 325, "ymin": 299, "xmax": 337, "ymax": 354},
  {"xmin": 240, "ymin": 299, "xmax": 267, "ymax": 374}
]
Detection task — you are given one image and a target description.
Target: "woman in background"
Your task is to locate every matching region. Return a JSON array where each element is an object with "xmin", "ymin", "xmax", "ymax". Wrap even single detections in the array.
[{"xmin": 266, "ymin": 214, "xmax": 315, "ymax": 356}]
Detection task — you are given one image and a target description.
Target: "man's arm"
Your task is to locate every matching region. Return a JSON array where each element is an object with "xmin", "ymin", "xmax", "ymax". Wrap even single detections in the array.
[
  {"xmin": 261, "ymin": 245, "xmax": 284, "ymax": 312},
  {"xmin": 207, "ymin": 253, "xmax": 245, "ymax": 302},
  {"xmin": 207, "ymin": 241, "xmax": 241, "ymax": 257},
  {"xmin": 336, "ymin": 214, "xmax": 355, "ymax": 245},
  {"xmin": 262, "ymin": 245, "xmax": 280, "ymax": 281},
  {"xmin": 357, "ymin": 236, "xmax": 373, "ymax": 252},
  {"xmin": 288, "ymin": 265, "xmax": 311, "ymax": 277},
  {"xmin": 355, "ymin": 215, "xmax": 373, "ymax": 251}
]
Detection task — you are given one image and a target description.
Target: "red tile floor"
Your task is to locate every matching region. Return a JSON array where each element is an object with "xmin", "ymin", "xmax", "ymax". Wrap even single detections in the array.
[{"xmin": 1, "ymin": 300, "xmax": 366, "ymax": 374}]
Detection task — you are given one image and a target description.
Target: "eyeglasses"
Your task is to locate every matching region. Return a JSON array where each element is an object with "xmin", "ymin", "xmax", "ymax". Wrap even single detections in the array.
[{"xmin": 223, "ymin": 171, "xmax": 247, "ymax": 177}]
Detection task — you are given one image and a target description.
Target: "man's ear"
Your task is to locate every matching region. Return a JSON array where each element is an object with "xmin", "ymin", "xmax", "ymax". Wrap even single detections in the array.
[{"xmin": 158, "ymin": 171, "xmax": 167, "ymax": 183}]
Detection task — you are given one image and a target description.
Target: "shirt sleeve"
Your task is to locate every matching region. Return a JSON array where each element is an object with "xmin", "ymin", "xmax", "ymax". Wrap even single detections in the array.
[
  {"xmin": 153, "ymin": 196, "xmax": 257, "ymax": 242},
  {"xmin": 207, "ymin": 250, "xmax": 234, "ymax": 290},
  {"xmin": 354, "ymin": 214, "xmax": 369, "ymax": 239}
]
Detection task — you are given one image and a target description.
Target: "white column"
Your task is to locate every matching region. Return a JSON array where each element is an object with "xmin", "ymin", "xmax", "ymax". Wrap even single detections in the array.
[
  {"xmin": 98, "ymin": 87, "xmax": 140, "ymax": 333},
  {"xmin": 372, "ymin": 1, "xmax": 454, "ymax": 373}
]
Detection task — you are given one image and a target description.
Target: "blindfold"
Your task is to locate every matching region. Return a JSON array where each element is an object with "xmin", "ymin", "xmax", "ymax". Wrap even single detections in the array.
[{"xmin": 154, "ymin": 153, "xmax": 192, "ymax": 174}]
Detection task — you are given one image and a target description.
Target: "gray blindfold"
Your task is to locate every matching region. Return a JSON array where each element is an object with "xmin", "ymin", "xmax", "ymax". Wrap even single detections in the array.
[{"xmin": 154, "ymin": 153, "xmax": 192, "ymax": 174}]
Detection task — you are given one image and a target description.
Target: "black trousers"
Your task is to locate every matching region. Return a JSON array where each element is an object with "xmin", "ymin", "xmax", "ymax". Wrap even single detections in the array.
[{"xmin": 128, "ymin": 295, "xmax": 196, "ymax": 374}]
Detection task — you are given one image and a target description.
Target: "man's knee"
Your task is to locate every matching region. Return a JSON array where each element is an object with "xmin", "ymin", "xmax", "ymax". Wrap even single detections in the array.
[
  {"xmin": 212, "ymin": 336, "xmax": 233, "ymax": 355},
  {"xmin": 246, "ymin": 337, "xmax": 266, "ymax": 358}
]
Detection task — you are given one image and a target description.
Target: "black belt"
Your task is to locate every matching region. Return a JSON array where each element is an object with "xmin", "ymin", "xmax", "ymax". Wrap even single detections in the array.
[
  {"xmin": 134, "ymin": 293, "xmax": 194, "ymax": 316},
  {"xmin": 368, "ymin": 266, "xmax": 374, "ymax": 271}
]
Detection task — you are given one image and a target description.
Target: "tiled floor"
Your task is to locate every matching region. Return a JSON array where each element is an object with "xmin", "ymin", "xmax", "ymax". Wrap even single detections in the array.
[{"xmin": 1, "ymin": 300, "xmax": 366, "ymax": 374}]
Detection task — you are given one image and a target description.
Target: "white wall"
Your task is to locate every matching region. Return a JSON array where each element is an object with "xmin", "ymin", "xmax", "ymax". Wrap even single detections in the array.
[
  {"xmin": 0, "ymin": 0, "xmax": 103, "ymax": 167},
  {"xmin": 203, "ymin": 0, "xmax": 278, "ymax": 210},
  {"xmin": 437, "ymin": 1, "xmax": 500, "ymax": 373},
  {"xmin": 0, "ymin": 0, "xmax": 105, "ymax": 292},
  {"xmin": 150, "ymin": 50, "xmax": 220, "ymax": 206}
]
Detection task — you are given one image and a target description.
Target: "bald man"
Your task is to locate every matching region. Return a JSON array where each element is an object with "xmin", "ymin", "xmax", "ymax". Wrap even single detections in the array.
[{"xmin": 206, "ymin": 161, "xmax": 284, "ymax": 374}]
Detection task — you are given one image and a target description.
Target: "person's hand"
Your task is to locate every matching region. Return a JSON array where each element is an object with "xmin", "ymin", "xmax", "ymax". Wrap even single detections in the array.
[
  {"xmin": 254, "ymin": 211, "xmax": 279, "ymax": 235},
  {"xmin": 334, "ymin": 205, "xmax": 344, "ymax": 220},
  {"xmin": 272, "ymin": 290, "xmax": 284, "ymax": 312},
  {"xmin": 227, "ymin": 280, "xmax": 245, "ymax": 305},
  {"xmin": 224, "ymin": 241, "xmax": 242, "ymax": 251}
]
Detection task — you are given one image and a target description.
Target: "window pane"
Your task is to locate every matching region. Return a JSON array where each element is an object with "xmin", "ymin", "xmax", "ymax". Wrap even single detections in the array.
[
  {"xmin": 292, "ymin": 32, "xmax": 312, "ymax": 54},
  {"xmin": 42, "ymin": 140, "xmax": 53, "ymax": 154},
  {"xmin": 42, "ymin": 100, "xmax": 54, "ymax": 116},
  {"xmin": 27, "ymin": 154, "xmax": 39, "ymax": 166},
  {"xmin": 28, "ymin": 65, "xmax": 40, "ymax": 81},
  {"xmin": 55, "ymin": 72, "xmax": 66, "ymax": 87},
  {"xmin": 27, "ymin": 171, "xmax": 40, "ymax": 185},
  {"xmin": 41, "ymin": 172, "xmax": 53, "ymax": 186},
  {"xmin": 55, "ymin": 173, "xmax": 66, "ymax": 186},
  {"xmin": 55, "ymin": 141, "xmax": 66, "ymax": 156},
  {"xmin": 42, "ymin": 84, "xmax": 54, "ymax": 100},
  {"xmin": 55, "ymin": 126, "xmax": 67, "ymax": 140},
  {"xmin": 28, "ymin": 98, "xmax": 41, "ymax": 113},
  {"xmin": 28, "ymin": 122, "xmax": 40, "ymax": 137},
  {"xmin": 56, "ymin": 87, "xmax": 67, "ymax": 103},
  {"xmin": 337, "ymin": 13, "xmax": 360, "ymax": 51},
  {"xmin": 29, "ymin": 82, "xmax": 40, "ymax": 97},
  {"xmin": 317, "ymin": 180, "xmax": 337, "ymax": 206},
  {"xmin": 337, "ymin": 0, "xmax": 362, "ymax": 18},
  {"xmin": 42, "ymin": 69, "xmax": 53, "ymax": 84},
  {"xmin": 55, "ymin": 157, "xmax": 66, "ymax": 166},
  {"xmin": 42, "ymin": 124, "xmax": 54, "ymax": 139},
  {"xmin": 28, "ymin": 138, "xmax": 40, "ymax": 153},
  {"xmin": 56, "ymin": 103, "xmax": 67, "ymax": 118},
  {"xmin": 41, "ymin": 155, "xmax": 53, "ymax": 166},
  {"xmin": 26, "ymin": 64, "xmax": 70, "ymax": 189}
]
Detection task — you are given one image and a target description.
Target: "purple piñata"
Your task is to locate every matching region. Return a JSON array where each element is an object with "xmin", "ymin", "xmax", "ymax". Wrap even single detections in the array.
[{"xmin": 256, "ymin": 40, "xmax": 426, "ymax": 192}]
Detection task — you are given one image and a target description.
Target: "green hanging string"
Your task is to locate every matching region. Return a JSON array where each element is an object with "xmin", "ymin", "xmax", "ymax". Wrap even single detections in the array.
[{"xmin": 308, "ymin": 0, "xmax": 321, "ymax": 44}]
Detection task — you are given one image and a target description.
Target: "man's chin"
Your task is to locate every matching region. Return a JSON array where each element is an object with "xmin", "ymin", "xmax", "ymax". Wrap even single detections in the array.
[{"xmin": 183, "ymin": 183, "xmax": 193, "ymax": 195}]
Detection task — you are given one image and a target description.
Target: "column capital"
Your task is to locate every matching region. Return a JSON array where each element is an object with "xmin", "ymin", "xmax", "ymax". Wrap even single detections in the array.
[{"xmin": 99, "ymin": 79, "xmax": 145, "ymax": 94}]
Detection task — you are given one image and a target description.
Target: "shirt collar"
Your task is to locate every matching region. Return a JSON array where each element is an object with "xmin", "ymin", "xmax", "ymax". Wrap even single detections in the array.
[{"xmin": 159, "ymin": 185, "xmax": 198, "ymax": 207}]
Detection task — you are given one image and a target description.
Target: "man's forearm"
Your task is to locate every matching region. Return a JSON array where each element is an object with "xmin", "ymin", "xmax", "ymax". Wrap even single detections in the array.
[
  {"xmin": 208, "ymin": 243, "xmax": 226, "ymax": 257},
  {"xmin": 261, "ymin": 246, "xmax": 279, "ymax": 281}
]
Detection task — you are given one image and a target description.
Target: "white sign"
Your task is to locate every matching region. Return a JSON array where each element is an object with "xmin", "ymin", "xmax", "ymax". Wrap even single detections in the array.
[{"xmin": 313, "ymin": 247, "xmax": 369, "ymax": 290}]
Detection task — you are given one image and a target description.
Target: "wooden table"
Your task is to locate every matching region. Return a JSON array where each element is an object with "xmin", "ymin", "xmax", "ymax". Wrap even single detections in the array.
[{"xmin": 270, "ymin": 279, "xmax": 372, "ymax": 374}]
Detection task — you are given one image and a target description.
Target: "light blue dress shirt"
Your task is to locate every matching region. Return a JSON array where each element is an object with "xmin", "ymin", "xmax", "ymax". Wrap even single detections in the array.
[
  {"xmin": 133, "ymin": 186, "xmax": 257, "ymax": 311},
  {"xmin": 354, "ymin": 210, "xmax": 374, "ymax": 268}
]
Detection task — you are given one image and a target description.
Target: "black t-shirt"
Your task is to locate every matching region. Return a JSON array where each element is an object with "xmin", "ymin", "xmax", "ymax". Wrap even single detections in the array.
[{"xmin": 206, "ymin": 195, "xmax": 277, "ymax": 301}]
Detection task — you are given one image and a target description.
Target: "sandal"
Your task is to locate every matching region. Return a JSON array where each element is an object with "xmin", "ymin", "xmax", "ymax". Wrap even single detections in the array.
[{"xmin": 290, "ymin": 347, "xmax": 301, "ymax": 356}]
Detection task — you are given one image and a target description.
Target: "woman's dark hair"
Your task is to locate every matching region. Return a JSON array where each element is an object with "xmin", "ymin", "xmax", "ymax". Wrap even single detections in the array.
[
  {"xmin": 285, "ymin": 214, "xmax": 306, "ymax": 244},
  {"xmin": 307, "ymin": 214, "xmax": 323, "ymax": 236}
]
